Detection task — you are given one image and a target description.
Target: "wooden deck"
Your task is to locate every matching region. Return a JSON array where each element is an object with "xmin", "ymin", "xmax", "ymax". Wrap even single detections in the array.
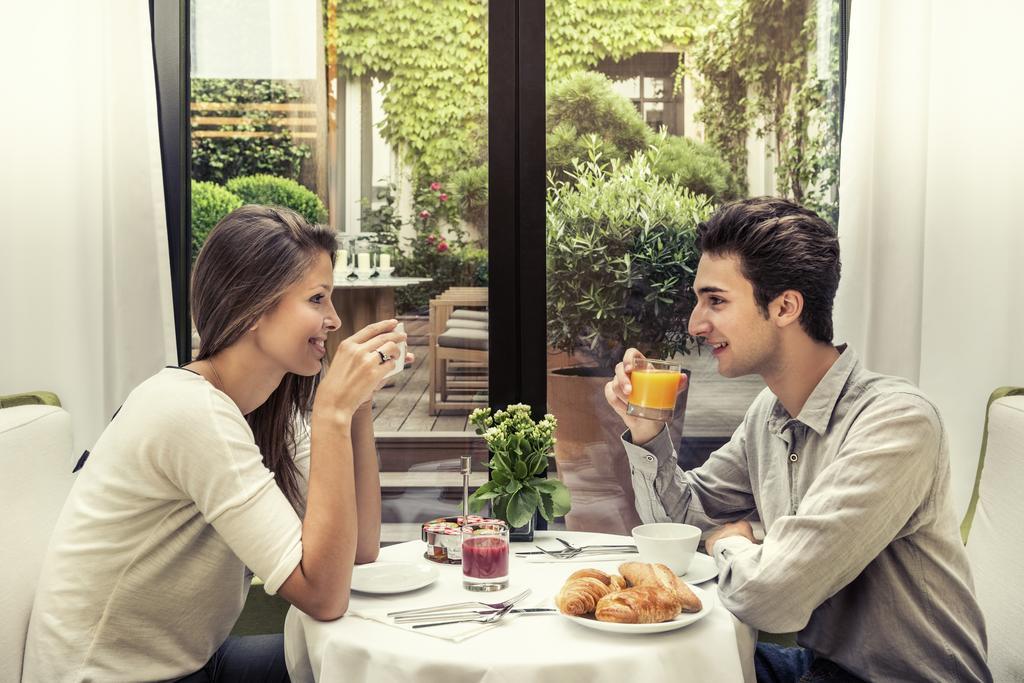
[{"xmin": 371, "ymin": 323, "xmax": 476, "ymax": 435}]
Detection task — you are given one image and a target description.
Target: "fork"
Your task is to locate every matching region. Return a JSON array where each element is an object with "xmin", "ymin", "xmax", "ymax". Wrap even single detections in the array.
[
  {"xmin": 556, "ymin": 538, "xmax": 638, "ymax": 552},
  {"xmin": 386, "ymin": 588, "xmax": 531, "ymax": 618},
  {"xmin": 394, "ymin": 608, "xmax": 556, "ymax": 624},
  {"xmin": 411, "ymin": 602, "xmax": 517, "ymax": 629},
  {"xmin": 515, "ymin": 543, "xmax": 637, "ymax": 558}
]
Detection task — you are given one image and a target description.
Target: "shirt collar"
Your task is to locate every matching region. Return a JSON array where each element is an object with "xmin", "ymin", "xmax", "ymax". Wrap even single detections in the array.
[{"xmin": 767, "ymin": 344, "xmax": 858, "ymax": 437}]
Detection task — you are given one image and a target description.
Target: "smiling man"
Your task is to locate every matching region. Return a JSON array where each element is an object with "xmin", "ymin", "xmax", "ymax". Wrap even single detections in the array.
[{"xmin": 605, "ymin": 198, "xmax": 991, "ymax": 683}]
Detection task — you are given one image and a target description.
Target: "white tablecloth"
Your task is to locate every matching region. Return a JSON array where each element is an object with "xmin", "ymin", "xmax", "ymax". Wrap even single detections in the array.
[{"xmin": 285, "ymin": 531, "xmax": 756, "ymax": 683}]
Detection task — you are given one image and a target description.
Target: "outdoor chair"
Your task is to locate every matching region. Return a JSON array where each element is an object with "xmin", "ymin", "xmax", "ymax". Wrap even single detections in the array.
[
  {"xmin": 428, "ymin": 287, "xmax": 489, "ymax": 415},
  {"xmin": 0, "ymin": 392, "xmax": 75, "ymax": 683},
  {"xmin": 961, "ymin": 386, "xmax": 1024, "ymax": 682}
]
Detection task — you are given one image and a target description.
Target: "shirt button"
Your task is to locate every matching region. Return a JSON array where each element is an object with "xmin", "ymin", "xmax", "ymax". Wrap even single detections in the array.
[{"xmin": 789, "ymin": 453, "xmax": 799, "ymax": 462}]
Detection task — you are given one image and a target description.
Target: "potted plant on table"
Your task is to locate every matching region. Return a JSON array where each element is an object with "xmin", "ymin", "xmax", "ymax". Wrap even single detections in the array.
[
  {"xmin": 466, "ymin": 404, "xmax": 571, "ymax": 541},
  {"xmin": 546, "ymin": 149, "xmax": 714, "ymax": 534}
]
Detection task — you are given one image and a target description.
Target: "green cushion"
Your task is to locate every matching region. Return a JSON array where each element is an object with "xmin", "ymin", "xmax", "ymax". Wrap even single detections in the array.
[
  {"xmin": 0, "ymin": 392, "xmax": 61, "ymax": 408},
  {"xmin": 960, "ymin": 386, "xmax": 1024, "ymax": 543}
]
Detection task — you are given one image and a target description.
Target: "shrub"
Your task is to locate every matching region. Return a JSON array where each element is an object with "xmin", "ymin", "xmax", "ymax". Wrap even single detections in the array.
[
  {"xmin": 450, "ymin": 164, "xmax": 488, "ymax": 230},
  {"xmin": 190, "ymin": 180, "xmax": 242, "ymax": 261},
  {"xmin": 359, "ymin": 183, "xmax": 403, "ymax": 247},
  {"xmin": 395, "ymin": 244, "xmax": 488, "ymax": 315},
  {"xmin": 225, "ymin": 175, "xmax": 327, "ymax": 225},
  {"xmin": 546, "ymin": 72, "xmax": 653, "ymax": 183},
  {"xmin": 190, "ymin": 79, "xmax": 311, "ymax": 185},
  {"xmin": 546, "ymin": 152, "xmax": 714, "ymax": 370},
  {"xmin": 648, "ymin": 133, "xmax": 743, "ymax": 204}
]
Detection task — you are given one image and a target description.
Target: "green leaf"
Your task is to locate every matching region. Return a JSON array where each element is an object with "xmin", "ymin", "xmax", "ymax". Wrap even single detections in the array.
[{"xmin": 514, "ymin": 459, "xmax": 528, "ymax": 480}]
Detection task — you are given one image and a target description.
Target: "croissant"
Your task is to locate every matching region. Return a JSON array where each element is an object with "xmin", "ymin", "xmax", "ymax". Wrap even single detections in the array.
[
  {"xmin": 619, "ymin": 562, "xmax": 702, "ymax": 613},
  {"xmin": 556, "ymin": 576, "xmax": 617, "ymax": 616},
  {"xmin": 594, "ymin": 585, "xmax": 682, "ymax": 624},
  {"xmin": 566, "ymin": 568, "xmax": 628, "ymax": 591}
]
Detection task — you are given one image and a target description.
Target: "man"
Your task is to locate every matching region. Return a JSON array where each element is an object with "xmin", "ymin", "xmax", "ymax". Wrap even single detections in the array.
[{"xmin": 605, "ymin": 198, "xmax": 990, "ymax": 682}]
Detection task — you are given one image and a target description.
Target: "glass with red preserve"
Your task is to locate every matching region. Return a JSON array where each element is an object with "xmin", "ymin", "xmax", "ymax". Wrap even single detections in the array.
[{"xmin": 461, "ymin": 520, "xmax": 510, "ymax": 591}]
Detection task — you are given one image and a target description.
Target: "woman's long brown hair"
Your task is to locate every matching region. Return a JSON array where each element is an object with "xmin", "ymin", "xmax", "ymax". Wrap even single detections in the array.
[{"xmin": 190, "ymin": 205, "xmax": 337, "ymax": 508}]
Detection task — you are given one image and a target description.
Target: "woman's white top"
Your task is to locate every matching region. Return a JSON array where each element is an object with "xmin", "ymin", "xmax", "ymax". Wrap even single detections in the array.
[{"xmin": 23, "ymin": 368, "xmax": 310, "ymax": 682}]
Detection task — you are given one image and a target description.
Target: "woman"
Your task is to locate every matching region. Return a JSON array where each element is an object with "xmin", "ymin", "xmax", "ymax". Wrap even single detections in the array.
[{"xmin": 24, "ymin": 205, "xmax": 406, "ymax": 681}]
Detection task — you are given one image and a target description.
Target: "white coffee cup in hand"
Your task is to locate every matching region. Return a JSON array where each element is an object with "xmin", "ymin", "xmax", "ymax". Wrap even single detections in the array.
[
  {"xmin": 383, "ymin": 322, "xmax": 407, "ymax": 378},
  {"xmin": 632, "ymin": 522, "xmax": 702, "ymax": 576}
]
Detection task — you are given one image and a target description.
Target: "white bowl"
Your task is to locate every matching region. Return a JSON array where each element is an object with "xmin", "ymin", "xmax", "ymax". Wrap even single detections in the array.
[{"xmin": 632, "ymin": 522, "xmax": 702, "ymax": 575}]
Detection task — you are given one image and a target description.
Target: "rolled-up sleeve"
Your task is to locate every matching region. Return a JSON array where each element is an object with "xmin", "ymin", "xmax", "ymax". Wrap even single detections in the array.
[
  {"xmin": 624, "ymin": 419, "xmax": 756, "ymax": 529},
  {"xmin": 714, "ymin": 394, "xmax": 941, "ymax": 633}
]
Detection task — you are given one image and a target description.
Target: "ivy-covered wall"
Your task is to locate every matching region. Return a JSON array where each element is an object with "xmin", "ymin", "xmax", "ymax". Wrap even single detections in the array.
[
  {"xmin": 325, "ymin": 0, "xmax": 839, "ymax": 221},
  {"xmin": 326, "ymin": 0, "xmax": 712, "ymax": 182}
]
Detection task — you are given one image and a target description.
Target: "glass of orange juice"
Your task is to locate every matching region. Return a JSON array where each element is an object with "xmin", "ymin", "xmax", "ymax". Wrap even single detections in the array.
[{"xmin": 626, "ymin": 359, "xmax": 683, "ymax": 421}]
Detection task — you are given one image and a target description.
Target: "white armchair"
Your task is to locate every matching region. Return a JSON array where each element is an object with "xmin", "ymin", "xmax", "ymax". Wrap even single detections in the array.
[
  {"xmin": 0, "ymin": 401, "xmax": 75, "ymax": 682},
  {"xmin": 962, "ymin": 387, "xmax": 1024, "ymax": 682}
]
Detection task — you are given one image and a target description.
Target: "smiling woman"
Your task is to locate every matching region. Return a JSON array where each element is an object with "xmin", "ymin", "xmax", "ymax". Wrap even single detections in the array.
[{"xmin": 22, "ymin": 205, "xmax": 407, "ymax": 682}]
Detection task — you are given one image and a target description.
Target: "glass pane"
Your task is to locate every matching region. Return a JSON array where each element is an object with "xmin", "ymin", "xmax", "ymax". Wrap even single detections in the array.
[
  {"xmin": 545, "ymin": 3, "xmax": 841, "ymax": 534},
  {"xmin": 609, "ymin": 76, "xmax": 641, "ymax": 100},
  {"xmin": 189, "ymin": 0, "xmax": 490, "ymax": 546},
  {"xmin": 647, "ymin": 76, "xmax": 672, "ymax": 101},
  {"xmin": 643, "ymin": 101, "xmax": 666, "ymax": 130}
]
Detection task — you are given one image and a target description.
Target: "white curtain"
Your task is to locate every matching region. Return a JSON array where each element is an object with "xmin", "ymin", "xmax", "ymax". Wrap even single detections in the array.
[
  {"xmin": 835, "ymin": 0, "xmax": 1024, "ymax": 518},
  {"xmin": 0, "ymin": 2, "xmax": 176, "ymax": 456}
]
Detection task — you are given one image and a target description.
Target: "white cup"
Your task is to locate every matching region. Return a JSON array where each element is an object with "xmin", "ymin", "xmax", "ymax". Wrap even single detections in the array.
[
  {"xmin": 384, "ymin": 322, "xmax": 406, "ymax": 378},
  {"xmin": 631, "ymin": 522, "xmax": 702, "ymax": 576}
]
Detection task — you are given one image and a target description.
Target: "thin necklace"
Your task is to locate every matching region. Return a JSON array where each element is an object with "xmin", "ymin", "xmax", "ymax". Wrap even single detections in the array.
[{"xmin": 207, "ymin": 358, "xmax": 226, "ymax": 393}]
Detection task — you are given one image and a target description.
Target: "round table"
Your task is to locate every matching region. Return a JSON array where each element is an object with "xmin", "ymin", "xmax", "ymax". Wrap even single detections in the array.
[{"xmin": 284, "ymin": 530, "xmax": 755, "ymax": 683}]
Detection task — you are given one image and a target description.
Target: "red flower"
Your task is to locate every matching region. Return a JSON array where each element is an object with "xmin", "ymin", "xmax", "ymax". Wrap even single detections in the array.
[
  {"xmin": 419, "ymin": 209, "xmax": 431, "ymax": 219},
  {"xmin": 430, "ymin": 182, "xmax": 442, "ymax": 191},
  {"xmin": 439, "ymin": 193, "xmax": 449, "ymax": 202},
  {"xmin": 426, "ymin": 234, "xmax": 436, "ymax": 244},
  {"xmin": 437, "ymin": 240, "xmax": 449, "ymax": 253}
]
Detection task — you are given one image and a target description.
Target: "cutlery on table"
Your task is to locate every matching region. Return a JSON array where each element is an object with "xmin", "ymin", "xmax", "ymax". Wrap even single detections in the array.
[
  {"xmin": 411, "ymin": 603, "xmax": 518, "ymax": 629},
  {"xmin": 386, "ymin": 588, "xmax": 531, "ymax": 618},
  {"xmin": 393, "ymin": 608, "xmax": 556, "ymax": 624},
  {"xmin": 514, "ymin": 545, "xmax": 637, "ymax": 558}
]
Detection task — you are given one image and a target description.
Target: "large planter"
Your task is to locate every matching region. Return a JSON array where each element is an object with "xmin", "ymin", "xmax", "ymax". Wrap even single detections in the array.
[{"xmin": 547, "ymin": 365, "xmax": 690, "ymax": 535}]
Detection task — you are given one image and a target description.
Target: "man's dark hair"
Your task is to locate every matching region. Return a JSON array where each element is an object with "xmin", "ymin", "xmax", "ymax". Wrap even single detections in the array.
[{"xmin": 696, "ymin": 197, "xmax": 840, "ymax": 344}]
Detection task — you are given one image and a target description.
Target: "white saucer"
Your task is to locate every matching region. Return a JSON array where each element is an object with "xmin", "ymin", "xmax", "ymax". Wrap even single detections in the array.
[
  {"xmin": 562, "ymin": 585, "xmax": 713, "ymax": 634},
  {"xmin": 679, "ymin": 552, "xmax": 718, "ymax": 584},
  {"xmin": 350, "ymin": 561, "xmax": 439, "ymax": 594}
]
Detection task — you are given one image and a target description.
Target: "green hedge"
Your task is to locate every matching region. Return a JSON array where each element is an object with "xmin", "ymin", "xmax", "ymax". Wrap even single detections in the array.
[
  {"xmin": 547, "ymin": 71, "xmax": 652, "ymax": 184},
  {"xmin": 225, "ymin": 175, "xmax": 328, "ymax": 225},
  {"xmin": 649, "ymin": 135, "xmax": 744, "ymax": 204},
  {"xmin": 191, "ymin": 180, "xmax": 243, "ymax": 261}
]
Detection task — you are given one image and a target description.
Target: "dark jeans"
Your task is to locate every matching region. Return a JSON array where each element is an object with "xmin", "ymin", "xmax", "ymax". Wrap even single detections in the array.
[
  {"xmin": 175, "ymin": 634, "xmax": 289, "ymax": 683},
  {"xmin": 755, "ymin": 642, "xmax": 866, "ymax": 683}
]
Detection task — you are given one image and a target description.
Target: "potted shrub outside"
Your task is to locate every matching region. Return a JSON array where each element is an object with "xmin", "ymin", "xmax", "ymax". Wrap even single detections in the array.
[{"xmin": 546, "ymin": 151, "xmax": 714, "ymax": 534}]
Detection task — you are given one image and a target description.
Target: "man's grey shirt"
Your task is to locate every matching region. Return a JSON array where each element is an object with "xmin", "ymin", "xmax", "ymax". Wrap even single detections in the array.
[{"xmin": 624, "ymin": 346, "xmax": 991, "ymax": 682}]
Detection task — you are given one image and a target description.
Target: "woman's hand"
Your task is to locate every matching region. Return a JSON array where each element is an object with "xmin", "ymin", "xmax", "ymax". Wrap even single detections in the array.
[
  {"xmin": 604, "ymin": 348, "xmax": 688, "ymax": 446},
  {"xmin": 315, "ymin": 319, "xmax": 407, "ymax": 418}
]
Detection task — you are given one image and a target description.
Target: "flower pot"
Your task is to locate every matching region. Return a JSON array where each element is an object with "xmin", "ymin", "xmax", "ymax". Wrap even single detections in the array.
[
  {"xmin": 547, "ymin": 365, "xmax": 690, "ymax": 535},
  {"xmin": 508, "ymin": 513, "xmax": 536, "ymax": 542}
]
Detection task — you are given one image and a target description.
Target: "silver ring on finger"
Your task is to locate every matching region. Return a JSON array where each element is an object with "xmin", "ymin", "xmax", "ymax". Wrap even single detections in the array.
[{"xmin": 376, "ymin": 349, "xmax": 392, "ymax": 365}]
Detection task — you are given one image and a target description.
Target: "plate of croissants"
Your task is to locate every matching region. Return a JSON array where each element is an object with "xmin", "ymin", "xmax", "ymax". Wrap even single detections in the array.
[{"xmin": 554, "ymin": 562, "xmax": 711, "ymax": 634}]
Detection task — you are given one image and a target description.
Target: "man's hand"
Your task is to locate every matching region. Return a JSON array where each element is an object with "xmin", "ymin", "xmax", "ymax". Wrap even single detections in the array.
[
  {"xmin": 604, "ymin": 348, "xmax": 688, "ymax": 446},
  {"xmin": 705, "ymin": 520, "xmax": 757, "ymax": 555}
]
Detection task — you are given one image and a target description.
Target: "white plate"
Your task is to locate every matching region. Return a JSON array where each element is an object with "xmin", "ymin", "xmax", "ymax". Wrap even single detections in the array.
[
  {"xmin": 562, "ymin": 584, "xmax": 713, "ymax": 634},
  {"xmin": 679, "ymin": 553, "xmax": 718, "ymax": 584},
  {"xmin": 350, "ymin": 561, "xmax": 439, "ymax": 595}
]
